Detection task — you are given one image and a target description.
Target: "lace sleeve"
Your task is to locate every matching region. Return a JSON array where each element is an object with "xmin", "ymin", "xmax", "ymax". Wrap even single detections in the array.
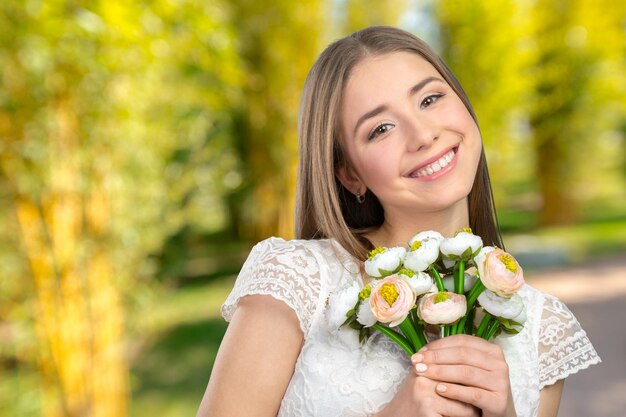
[
  {"xmin": 221, "ymin": 237, "xmax": 324, "ymax": 336},
  {"xmin": 537, "ymin": 294, "xmax": 601, "ymax": 389}
]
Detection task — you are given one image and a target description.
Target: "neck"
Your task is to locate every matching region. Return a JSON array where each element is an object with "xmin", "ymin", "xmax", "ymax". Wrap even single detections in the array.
[{"xmin": 366, "ymin": 198, "xmax": 470, "ymax": 248}]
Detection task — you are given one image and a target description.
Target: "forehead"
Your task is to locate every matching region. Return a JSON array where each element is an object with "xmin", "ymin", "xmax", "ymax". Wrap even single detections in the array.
[
  {"xmin": 341, "ymin": 52, "xmax": 444, "ymax": 122},
  {"xmin": 346, "ymin": 52, "xmax": 440, "ymax": 96}
]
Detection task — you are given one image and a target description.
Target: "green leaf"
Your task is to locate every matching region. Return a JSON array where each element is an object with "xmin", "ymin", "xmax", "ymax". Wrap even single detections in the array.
[
  {"xmin": 341, "ymin": 315, "xmax": 356, "ymax": 328},
  {"xmin": 378, "ymin": 265, "xmax": 400, "ymax": 277},
  {"xmin": 349, "ymin": 320, "xmax": 362, "ymax": 330},
  {"xmin": 359, "ymin": 327, "xmax": 371, "ymax": 344},
  {"xmin": 461, "ymin": 246, "xmax": 473, "ymax": 260}
]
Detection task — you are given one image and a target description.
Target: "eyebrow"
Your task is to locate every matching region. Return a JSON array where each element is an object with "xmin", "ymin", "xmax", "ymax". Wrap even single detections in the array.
[{"xmin": 352, "ymin": 76, "xmax": 445, "ymax": 136}]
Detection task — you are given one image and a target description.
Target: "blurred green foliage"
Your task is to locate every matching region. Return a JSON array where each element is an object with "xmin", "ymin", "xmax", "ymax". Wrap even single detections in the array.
[{"xmin": 0, "ymin": 0, "xmax": 624, "ymax": 416}]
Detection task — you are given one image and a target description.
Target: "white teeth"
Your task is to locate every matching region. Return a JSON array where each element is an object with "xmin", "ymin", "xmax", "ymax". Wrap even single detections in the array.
[{"xmin": 413, "ymin": 149, "xmax": 456, "ymax": 177}]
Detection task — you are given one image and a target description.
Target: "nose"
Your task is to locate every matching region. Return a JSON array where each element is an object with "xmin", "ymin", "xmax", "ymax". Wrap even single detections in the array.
[{"xmin": 404, "ymin": 113, "xmax": 440, "ymax": 152}]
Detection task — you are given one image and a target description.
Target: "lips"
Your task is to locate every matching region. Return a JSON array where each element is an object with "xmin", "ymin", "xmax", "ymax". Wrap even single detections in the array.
[{"xmin": 406, "ymin": 145, "xmax": 459, "ymax": 178}]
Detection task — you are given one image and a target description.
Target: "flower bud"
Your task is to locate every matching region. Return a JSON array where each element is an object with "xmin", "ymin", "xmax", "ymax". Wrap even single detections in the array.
[
  {"xmin": 418, "ymin": 291, "xmax": 466, "ymax": 325},
  {"xmin": 364, "ymin": 247, "xmax": 406, "ymax": 278},
  {"xmin": 369, "ymin": 275, "xmax": 416, "ymax": 327},
  {"xmin": 475, "ymin": 247, "xmax": 524, "ymax": 298}
]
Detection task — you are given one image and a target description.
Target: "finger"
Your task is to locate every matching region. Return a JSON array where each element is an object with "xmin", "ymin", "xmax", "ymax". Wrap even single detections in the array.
[
  {"xmin": 421, "ymin": 334, "xmax": 503, "ymax": 358},
  {"xmin": 435, "ymin": 383, "xmax": 508, "ymax": 415},
  {"xmin": 414, "ymin": 362, "xmax": 496, "ymax": 390},
  {"xmin": 433, "ymin": 395, "xmax": 480, "ymax": 417},
  {"xmin": 411, "ymin": 345, "xmax": 505, "ymax": 372}
]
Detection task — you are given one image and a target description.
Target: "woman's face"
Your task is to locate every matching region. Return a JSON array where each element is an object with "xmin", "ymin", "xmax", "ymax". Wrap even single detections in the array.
[{"xmin": 337, "ymin": 52, "xmax": 482, "ymax": 222}]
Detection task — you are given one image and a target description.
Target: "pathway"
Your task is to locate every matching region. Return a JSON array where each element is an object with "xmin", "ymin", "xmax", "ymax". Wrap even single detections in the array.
[{"xmin": 525, "ymin": 254, "xmax": 626, "ymax": 417}]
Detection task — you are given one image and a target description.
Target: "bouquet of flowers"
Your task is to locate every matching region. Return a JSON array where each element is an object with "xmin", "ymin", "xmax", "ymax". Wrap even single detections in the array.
[{"xmin": 337, "ymin": 229, "xmax": 526, "ymax": 355}]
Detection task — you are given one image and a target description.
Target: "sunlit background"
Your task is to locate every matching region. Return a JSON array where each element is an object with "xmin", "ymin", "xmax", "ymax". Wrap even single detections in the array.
[{"xmin": 1, "ymin": 0, "xmax": 624, "ymax": 416}]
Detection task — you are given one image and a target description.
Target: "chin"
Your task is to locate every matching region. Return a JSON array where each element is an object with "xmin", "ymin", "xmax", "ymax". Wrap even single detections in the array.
[{"xmin": 424, "ymin": 191, "xmax": 471, "ymax": 213}]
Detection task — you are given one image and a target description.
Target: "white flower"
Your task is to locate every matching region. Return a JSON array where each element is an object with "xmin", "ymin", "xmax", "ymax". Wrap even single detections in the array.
[
  {"xmin": 356, "ymin": 300, "xmax": 378, "ymax": 327},
  {"xmin": 443, "ymin": 258, "xmax": 456, "ymax": 269},
  {"xmin": 398, "ymin": 270, "xmax": 433, "ymax": 296},
  {"xmin": 408, "ymin": 230, "xmax": 444, "ymax": 246},
  {"xmin": 418, "ymin": 291, "xmax": 466, "ymax": 325},
  {"xmin": 440, "ymin": 231, "xmax": 483, "ymax": 261},
  {"xmin": 477, "ymin": 290, "xmax": 524, "ymax": 319},
  {"xmin": 474, "ymin": 246, "xmax": 496, "ymax": 264},
  {"xmin": 425, "ymin": 283, "xmax": 439, "ymax": 295},
  {"xmin": 442, "ymin": 273, "xmax": 477, "ymax": 292},
  {"xmin": 327, "ymin": 281, "xmax": 360, "ymax": 329},
  {"xmin": 404, "ymin": 238, "xmax": 440, "ymax": 272},
  {"xmin": 364, "ymin": 247, "xmax": 406, "ymax": 278},
  {"xmin": 512, "ymin": 305, "xmax": 527, "ymax": 325},
  {"xmin": 505, "ymin": 305, "xmax": 527, "ymax": 334}
]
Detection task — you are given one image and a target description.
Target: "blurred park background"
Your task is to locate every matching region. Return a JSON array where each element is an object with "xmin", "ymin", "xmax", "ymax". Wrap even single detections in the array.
[{"xmin": 1, "ymin": 0, "xmax": 624, "ymax": 416}]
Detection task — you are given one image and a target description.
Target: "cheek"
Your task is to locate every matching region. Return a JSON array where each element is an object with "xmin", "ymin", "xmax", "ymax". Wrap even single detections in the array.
[{"xmin": 355, "ymin": 147, "xmax": 397, "ymax": 184}]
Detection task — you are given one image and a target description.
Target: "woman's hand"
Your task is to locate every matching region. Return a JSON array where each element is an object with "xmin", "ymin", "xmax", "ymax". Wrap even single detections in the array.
[
  {"xmin": 374, "ymin": 370, "xmax": 479, "ymax": 417},
  {"xmin": 411, "ymin": 334, "xmax": 517, "ymax": 417}
]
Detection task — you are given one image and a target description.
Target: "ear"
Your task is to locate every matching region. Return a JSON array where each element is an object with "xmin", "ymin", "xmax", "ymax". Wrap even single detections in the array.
[{"xmin": 335, "ymin": 164, "xmax": 364, "ymax": 196}]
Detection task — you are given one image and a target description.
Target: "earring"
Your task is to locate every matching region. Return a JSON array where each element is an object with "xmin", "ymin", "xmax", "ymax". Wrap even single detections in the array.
[{"xmin": 355, "ymin": 190, "xmax": 365, "ymax": 204}]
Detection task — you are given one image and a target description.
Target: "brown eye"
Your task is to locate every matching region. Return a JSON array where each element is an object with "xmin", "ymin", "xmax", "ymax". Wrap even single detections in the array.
[
  {"xmin": 368, "ymin": 122, "xmax": 394, "ymax": 140},
  {"xmin": 420, "ymin": 94, "xmax": 444, "ymax": 109}
]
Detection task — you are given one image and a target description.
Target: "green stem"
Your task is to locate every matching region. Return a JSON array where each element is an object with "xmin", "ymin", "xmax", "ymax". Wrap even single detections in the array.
[
  {"xmin": 455, "ymin": 316, "xmax": 466, "ymax": 336},
  {"xmin": 409, "ymin": 311, "xmax": 428, "ymax": 348},
  {"xmin": 450, "ymin": 258, "xmax": 465, "ymax": 336},
  {"xmin": 455, "ymin": 279, "xmax": 485, "ymax": 334},
  {"xmin": 476, "ymin": 312, "xmax": 493, "ymax": 339},
  {"xmin": 485, "ymin": 319, "xmax": 500, "ymax": 340},
  {"xmin": 373, "ymin": 323, "xmax": 414, "ymax": 355},
  {"xmin": 430, "ymin": 267, "xmax": 446, "ymax": 292},
  {"xmin": 466, "ymin": 280, "xmax": 486, "ymax": 312},
  {"xmin": 399, "ymin": 316, "xmax": 425, "ymax": 351},
  {"xmin": 464, "ymin": 306, "xmax": 475, "ymax": 335},
  {"xmin": 454, "ymin": 279, "xmax": 486, "ymax": 336},
  {"xmin": 411, "ymin": 307, "xmax": 420, "ymax": 329},
  {"xmin": 454, "ymin": 260, "xmax": 466, "ymax": 294}
]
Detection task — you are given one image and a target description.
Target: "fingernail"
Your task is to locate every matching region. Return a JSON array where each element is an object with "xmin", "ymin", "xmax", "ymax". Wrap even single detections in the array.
[
  {"xmin": 436, "ymin": 384, "xmax": 447, "ymax": 393},
  {"xmin": 415, "ymin": 363, "xmax": 428, "ymax": 373},
  {"xmin": 411, "ymin": 353, "xmax": 424, "ymax": 364}
]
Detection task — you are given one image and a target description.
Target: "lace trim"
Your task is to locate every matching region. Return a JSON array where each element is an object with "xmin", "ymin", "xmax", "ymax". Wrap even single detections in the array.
[
  {"xmin": 221, "ymin": 238, "xmax": 324, "ymax": 336},
  {"xmin": 537, "ymin": 294, "xmax": 601, "ymax": 389}
]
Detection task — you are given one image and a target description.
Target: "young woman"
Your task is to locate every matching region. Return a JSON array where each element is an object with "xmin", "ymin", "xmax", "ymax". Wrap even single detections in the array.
[{"xmin": 197, "ymin": 26, "xmax": 599, "ymax": 417}]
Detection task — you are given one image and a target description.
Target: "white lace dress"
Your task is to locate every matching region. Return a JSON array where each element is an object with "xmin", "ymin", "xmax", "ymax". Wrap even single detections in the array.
[{"xmin": 221, "ymin": 237, "xmax": 600, "ymax": 417}]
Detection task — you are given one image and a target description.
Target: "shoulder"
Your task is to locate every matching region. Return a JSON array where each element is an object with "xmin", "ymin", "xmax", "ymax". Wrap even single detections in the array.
[
  {"xmin": 519, "ymin": 284, "xmax": 601, "ymax": 388},
  {"xmin": 249, "ymin": 236, "xmax": 344, "ymax": 260},
  {"xmin": 518, "ymin": 283, "xmax": 577, "ymax": 328},
  {"xmin": 222, "ymin": 237, "xmax": 345, "ymax": 336},
  {"xmin": 243, "ymin": 237, "xmax": 355, "ymax": 281},
  {"xmin": 246, "ymin": 236, "xmax": 338, "ymax": 266}
]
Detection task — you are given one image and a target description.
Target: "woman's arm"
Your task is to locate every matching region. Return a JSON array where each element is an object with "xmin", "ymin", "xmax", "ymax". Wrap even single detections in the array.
[
  {"xmin": 537, "ymin": 379, "xmax": 564, "ymax": 417},
  {"xmin": 196, "ymin": 294, "xmax": 304, "ymax": 417}
]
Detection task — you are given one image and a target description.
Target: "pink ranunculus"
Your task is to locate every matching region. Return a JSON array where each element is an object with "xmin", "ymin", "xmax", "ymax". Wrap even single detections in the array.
[
  {"xmin": 418, "ymin": 291, "xmax": 466, "ymax": 325},
  {"xmin": 475, "ymin": 247, "xmax": 524, "ymax": 298},
  {"xmin": 369, "ymin": 275, "xmax": 416, "ymax": 327}
]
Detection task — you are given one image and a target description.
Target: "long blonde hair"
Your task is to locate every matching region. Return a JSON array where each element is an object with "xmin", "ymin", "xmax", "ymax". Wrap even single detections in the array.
[{"xmin": 295, "ymin": 26, "xmax": 503, "ymax": 260}]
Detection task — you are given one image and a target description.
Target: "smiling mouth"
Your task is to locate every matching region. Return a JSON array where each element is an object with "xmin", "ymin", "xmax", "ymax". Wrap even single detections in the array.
[{"xmin": 409, "ymin": 147, "xmax": 458, "ymax": 178}]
